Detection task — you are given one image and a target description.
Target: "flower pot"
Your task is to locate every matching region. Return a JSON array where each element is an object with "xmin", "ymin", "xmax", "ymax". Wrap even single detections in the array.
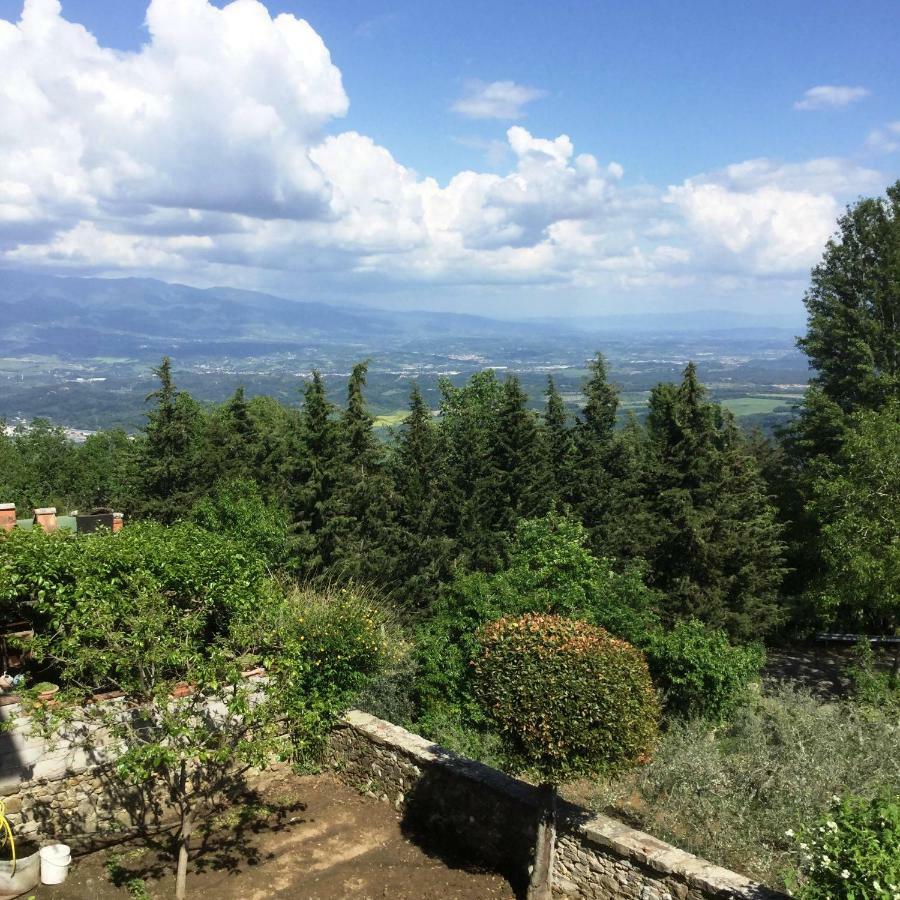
[
  {"xmin": 33, "ymin": 684, "xmax": 59, "ymax": 702},
  {"xmin": 0, "ymin": 841, "xmax": 40, "ymax": 899}
]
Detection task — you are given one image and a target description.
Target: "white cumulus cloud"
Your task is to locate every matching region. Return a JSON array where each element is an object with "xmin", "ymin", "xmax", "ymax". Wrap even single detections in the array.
[
  {"xmin": 452, "ymin": 80, "xmax": 547, "ymax": 120},
  {"xmin": 793, "ymin": 85, "xmax": 870, "ymax": 111},
  {"xmin": 0, "ymin": 0, "xmax": 892, "ymax": 313}
]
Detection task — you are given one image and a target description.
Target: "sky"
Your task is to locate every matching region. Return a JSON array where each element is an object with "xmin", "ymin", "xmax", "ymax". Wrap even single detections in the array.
[{"xmin": 0, "ymin": 0, "xmax": 898, "ymax": 318}]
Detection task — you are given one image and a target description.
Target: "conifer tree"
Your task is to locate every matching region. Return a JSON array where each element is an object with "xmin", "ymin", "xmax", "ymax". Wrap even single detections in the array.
[
  {"xmin": 644, "ymin": 364, "xmax": 785, "ymax": 639},
  {"xmin": 284, "ymin": 371, "xmax": 341, "ymax": 576},
  {"xmin": 391, "ymin": 385, "xmax": 454, "ymax": 608},
  {"xmin": 544, "ymin": 376, "xmax": 574, "ymax": 503},
  {"xmin": 491, "ymin": 375, "xmax": 552, "ymax": 535},
  {"xmin": 321, "ymin": 362, "xmax": 396, "ymax": 583},
  {"xmin": 139, "ymin": 357, "xmax": 204, "ymax": 522}
]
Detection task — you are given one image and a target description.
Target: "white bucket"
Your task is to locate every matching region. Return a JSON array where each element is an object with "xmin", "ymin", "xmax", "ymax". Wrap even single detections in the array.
[{"xmin": 39, "ymin": 843, "xmax": 71, "ymax": 885}]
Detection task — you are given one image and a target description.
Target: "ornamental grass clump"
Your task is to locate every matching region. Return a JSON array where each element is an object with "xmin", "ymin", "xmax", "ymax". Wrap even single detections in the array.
[{"xmin": 474, "ymin": 613, "xmax": 659, "ymax": 900}]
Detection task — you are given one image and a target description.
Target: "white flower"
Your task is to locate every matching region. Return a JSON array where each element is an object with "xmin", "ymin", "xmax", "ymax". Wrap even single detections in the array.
[
  {"xmin": 831, "ymin": 794, "xmax": 841, "ymax": 802},
  {"xmin": 873, "ymin": 883, "xmax": 881, "ymax": 893},
  {"xmin": 822, "ymin": 855, "xmax": 831, "ymax": 866},
  {"xmin": 826, "ymin": 820, "xmax": 838, "ymax": 831},
  {"xmin": 841, "ymin": 870, "xmax": 851, "ymax": 879},
  {"xmin": 799, "ymin": 842, "xmax": 809, "ymax": 850},
  {"xmin": 785, "ymin": 829, "xmax": 795, "ymax": 838}
]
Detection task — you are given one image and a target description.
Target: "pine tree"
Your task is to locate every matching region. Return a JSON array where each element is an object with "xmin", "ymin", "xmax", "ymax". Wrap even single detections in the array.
[
  {"xmin": 321, "ymin": 362, "xmax": 396, "ymax": 584},
  {"xmin": 284, "ymin": 371, "xmax": 341, "ymax": 576},
  {"xmin": 139, "ymin": 357, "xmax": 204, "ymax": 523},
  {"xmin": 644, "ymin": 364, "xmax": 785, "ymax": 639},
  {"xmin": 391, "ymin": 385, "xmax": 454, "ymax": 608},
  {"xmin": 544, "ymin": 376, "xmax": 574, "ymax": 503},
  {"xmin": 491, "ymin": 375, "xmax": 552, "ymax": 535},
  {"xmin": 572, "ymin": 353, "xmax": 619, "ymax": 549}
]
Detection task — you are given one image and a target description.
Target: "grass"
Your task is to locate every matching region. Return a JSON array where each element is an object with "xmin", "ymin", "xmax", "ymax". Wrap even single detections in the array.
[
  {"xmin": 562, "ymin": 684, "xmax": 900, "ymax": 891},
  {"xmin": 721, "ymin": 396, "xmax": 799, "ymax": 417},
  {"xmin": 373, "ymin": 410, "xmax": 408, "ymax": 428}
]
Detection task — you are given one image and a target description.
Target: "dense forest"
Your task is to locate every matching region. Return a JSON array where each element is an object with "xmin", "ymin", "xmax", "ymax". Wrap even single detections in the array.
[{"xmin": 2, "ymin": 182, "xmax": 899, "ymax": 644}]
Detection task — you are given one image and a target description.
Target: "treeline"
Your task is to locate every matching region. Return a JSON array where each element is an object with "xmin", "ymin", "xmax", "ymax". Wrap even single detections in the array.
[{"xmin": 2, "ymin": 181, "xmax": 898, "ymax": 640}]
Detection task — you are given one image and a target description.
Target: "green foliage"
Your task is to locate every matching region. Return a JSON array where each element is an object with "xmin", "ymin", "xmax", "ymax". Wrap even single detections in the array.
[
  {"xmin": 644, "ymin": 363, "xmax": 786, "ymax": 639},
  {"xmin": 190, "ymin": 477, "xmax": 289, "ymax": 571},
  {"xmin": 474, "ymin": 613, "xmax": 659, "ymax": 782},
  {"xmin": 643, "ymin": 619, "xmax": 765, "ymax": 722},
  {"xmin": 241, "ymin": 584, "xmax": 403, "ymax": 766},
  {"xmin": 845, "ymin": 640, "xmax": 900, "ymax": 710},
  {"xmin": 791, "ymin": 794, "xmax": 900, "ymax": 899},
  {"xmin": 2, "ymin": 521, "xmax": 275, "ymax": 688},
  {"xmin": 585, "ymin": 685, "xmax": 900, "ymax": 891},
  {"xmin": 807, "ymin": 403, "xmax": 900, "ymax": 634},
  {"xmin": 415, "ymin": 512, "xmax": 659, "ymax": 726}
]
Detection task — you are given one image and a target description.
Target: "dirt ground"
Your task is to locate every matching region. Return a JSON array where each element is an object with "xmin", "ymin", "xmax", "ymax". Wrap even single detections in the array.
[{"xmin": 32, "ymin": 772, "xmax": 517, "ymax": 899}]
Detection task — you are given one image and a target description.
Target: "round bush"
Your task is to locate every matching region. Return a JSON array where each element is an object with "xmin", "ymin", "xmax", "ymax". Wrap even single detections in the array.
[
  {"xmin": 644, "ymin": 619, "xmax": 764, "ymax": 722},
  {"xmin": 792, "ymin": 793, "xmax": 900, "ymax": 899},
  {"xmin": 474, "ymin": 613, "xmax": 659, "ymax": 781}
]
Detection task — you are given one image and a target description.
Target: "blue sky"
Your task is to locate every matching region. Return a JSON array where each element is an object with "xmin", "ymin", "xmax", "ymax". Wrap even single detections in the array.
[{"xmin": 0, "ymin": 0, "xmax": 897, "ymax": 317}]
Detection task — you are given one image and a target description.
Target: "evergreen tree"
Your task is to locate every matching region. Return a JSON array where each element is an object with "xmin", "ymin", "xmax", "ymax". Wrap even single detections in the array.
[
  {"xmin": 321, "ymin": 362, "xmax": 396, "ymax": 583},
  {"xmin": 284, "ymin": 371, "xmax": 341, "ymax": 576},
  {"xmin": 491, "ymin": 375, "xmax": 552, "ymax": 535},
  {"xmin": 138, "ymin": 358, "xmax": 204, "ymax": 522},
  {"xmin": 644, "ymin": 364, "xmax": 785, "ymax": 639},
  {"xmin": 572, "ymin": 353, "xmax": 619, "ymax": 550},
  {"xmin": 391, "ymin": 385, "xmax": 454, "ymax": 608},
  {"xmin": 544, "ymin": 376, "xmax": 574, "ymax": 503}
]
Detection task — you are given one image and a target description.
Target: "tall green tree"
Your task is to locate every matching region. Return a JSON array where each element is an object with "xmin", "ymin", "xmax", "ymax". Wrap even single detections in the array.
[
  {"xmin": 544, "ymin": 376, "xmax": 574, "ymax": 503},
  {"xmin": 645, "ymin": 364, "xmax": 785, "ymax": 639},
  {"xmin": 138, "ymin": 358, "xmax": 205, "ymax": 523},
  {"xmin": 322, "ymin": 362, "xmax": 396, "ymax": 583},
  {"xmin": 284, "ymin": 371, "xmax": 341, "ymax": 576},
  {"xmin": 390, "ymin": 385, "xmax": 453, "ymax": 609}
]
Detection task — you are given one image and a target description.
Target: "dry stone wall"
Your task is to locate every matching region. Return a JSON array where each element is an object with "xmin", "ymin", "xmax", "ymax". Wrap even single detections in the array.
[{"xmin": 329, "ymin": 711, "xmax": 786, "ymax": 900}]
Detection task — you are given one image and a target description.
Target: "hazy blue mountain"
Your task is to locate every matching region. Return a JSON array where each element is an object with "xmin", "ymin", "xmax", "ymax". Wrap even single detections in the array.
[{"xmin": 0, "ymin": 269, "xmax": 802, "ymax": 361}]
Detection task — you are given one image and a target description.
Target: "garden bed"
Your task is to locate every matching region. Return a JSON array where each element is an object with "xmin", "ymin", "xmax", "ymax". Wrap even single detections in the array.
[{"xmin": 30, "ymin": 771, "xmax": 515, "ymax": 899}]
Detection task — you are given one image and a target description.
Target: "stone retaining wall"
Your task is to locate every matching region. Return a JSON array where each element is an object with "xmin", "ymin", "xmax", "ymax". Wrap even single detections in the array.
[{"xmin": 329, "ymin": 711, "xmax": 785, "ymax": 900}]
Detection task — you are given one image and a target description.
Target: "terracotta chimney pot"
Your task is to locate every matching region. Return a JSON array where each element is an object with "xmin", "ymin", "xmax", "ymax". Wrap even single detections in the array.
[
  {"xmin": 33, "ymin": 507, "xmax": 58, "ymax": 533},
  {"xmin": 0, "ymin": 503, "xmax": 15, "ymax": 534}
]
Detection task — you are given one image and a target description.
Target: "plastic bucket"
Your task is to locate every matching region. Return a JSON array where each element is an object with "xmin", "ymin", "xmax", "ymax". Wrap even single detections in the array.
[{"xmin": 39, "ymin": 843, "xmax": 71, "ymax": 885}]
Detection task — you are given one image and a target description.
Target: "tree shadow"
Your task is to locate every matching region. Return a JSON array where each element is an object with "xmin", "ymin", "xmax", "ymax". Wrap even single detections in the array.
[{"xmin": 397, "ymin": 744, "xmax": 592, "ymax": 900}]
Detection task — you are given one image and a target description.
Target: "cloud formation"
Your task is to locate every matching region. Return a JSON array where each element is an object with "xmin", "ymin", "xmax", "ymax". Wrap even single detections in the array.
[
  {"xmin": 0, "ymin": 0, "xmax": 890, "ymax": 312},
  {"xmin": 866, "ymin": 121, "xmax": 900, "ymax": 154},
  {"xmin": 793, "ymin": 85, "xmax": 870, "ymax": 111},
  {"xmin": 452, "ymin": 80, "xmax": 548, "ymax": 120}
]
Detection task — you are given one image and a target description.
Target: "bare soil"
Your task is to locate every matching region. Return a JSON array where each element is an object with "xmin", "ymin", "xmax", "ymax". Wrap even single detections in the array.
[{"xmin": 33, "ymin": 772, "xmax": 516, "ymax": 899}]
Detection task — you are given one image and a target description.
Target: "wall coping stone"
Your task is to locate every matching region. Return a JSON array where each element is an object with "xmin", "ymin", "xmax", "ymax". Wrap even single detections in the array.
[{"xmin": 340, "ymin": 710, "xmax": 785, "ymax": 900}]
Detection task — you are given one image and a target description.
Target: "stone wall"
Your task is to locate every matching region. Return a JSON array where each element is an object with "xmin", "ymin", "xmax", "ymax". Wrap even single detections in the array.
[{"xmin": 329, "ymin": 711, "xmax": 785, "ymax": 900}]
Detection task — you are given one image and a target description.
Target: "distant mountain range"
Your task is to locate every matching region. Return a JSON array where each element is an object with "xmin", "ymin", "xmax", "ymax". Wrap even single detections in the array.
[{"xmin": 0, "ymin": 269, "xmax": 804, "ymax": 360}]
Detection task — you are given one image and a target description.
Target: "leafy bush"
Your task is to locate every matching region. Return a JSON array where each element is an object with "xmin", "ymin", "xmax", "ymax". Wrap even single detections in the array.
[
  {"xmin": 415, "ymin": 513, "xmax": 659, "ymax": 727},
  {"xmin": 4, "ymin": 521, "xmax": 278, "ymax": 689},
  {"xmin": 189, "ymin": 477, "xmax": 289, "ymax": 570},
  {"xmin": 644, "ymin": 619, "xmax": 764, "ymax": 721},
  {"xmin": 245, "ymin": 584, "xmax": 404, "ymax": 765},
  {"xmin": 791, "ymin": 793, "xmax": 900, "ymax": 899},
  {"xmin": 581, "ymin": 684, "xmax": 900, "ymax": 891},
  {"xmin": 474, "ymin": 613, "xmax": 659, "ymax": 781},
  {"xmin": 845, "ymin": 640, "xmax": 900, "ymax": 710}
]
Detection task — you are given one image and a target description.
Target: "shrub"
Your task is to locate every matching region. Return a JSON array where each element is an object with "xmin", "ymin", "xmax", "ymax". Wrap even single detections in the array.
[
  {"xmin": 845, "ymin": 639, "xmax": 900, "ymax": 710},
  {"xmin": 474, "ymin": 613, "xmax": 659, "ymax": 781},
  {"xmin": 791, "ymin": 793, "xmax": 900, "ymax": 899},
  {"xmin": 245, "ymin": 584, "xmax": 404, "ymax": 765},
  {"xmin": 415, "ymin": 513, "xmax": 659, "ymax": 727},
  {"xmin": 582, "ymin": 684, "xmax": 900, "ymax": 890},
  {"xmin": 644, "ymin": 619, "xmax": 764, "ymax": 721}
]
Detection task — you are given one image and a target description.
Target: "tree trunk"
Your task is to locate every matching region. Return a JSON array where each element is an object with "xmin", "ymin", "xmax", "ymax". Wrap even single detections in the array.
[
  {"xmin": 527, "ymin": 784, "xmax": 557, "ymax": 900},
  {"xmin": 175, "ymin": 812, "xmax": 192, "ymax": 900}
]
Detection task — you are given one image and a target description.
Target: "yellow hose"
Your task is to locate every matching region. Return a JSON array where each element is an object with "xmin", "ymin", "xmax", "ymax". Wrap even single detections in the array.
[{"xmin": 0, "ymin": 799, "xmax": 15, "ymax": 875}]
